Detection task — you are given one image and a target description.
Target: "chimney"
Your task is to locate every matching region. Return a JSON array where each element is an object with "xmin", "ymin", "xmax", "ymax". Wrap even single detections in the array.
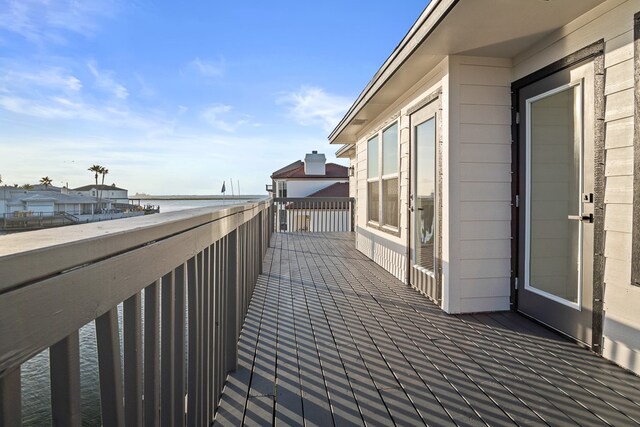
[{"xmin": 304, "ymin": 151, "xmax": 326, "ymax": 175}]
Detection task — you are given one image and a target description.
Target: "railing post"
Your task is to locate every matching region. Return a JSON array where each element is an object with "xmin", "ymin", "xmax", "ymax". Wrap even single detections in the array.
[
  {"xmin": 0, "ymin": 367, "xmax": 21, "ymax": 427},
  {"xmin": 95, "ymin": 308, "xmax": 125, "ymax": 427},
  {"xmin": 123, "ymin": 293, "xmax": 143, "ymax": 427},
  {"xmin": 144, "ymin": 281, "xmax": 161, "ymax": 427},
  {"xmin": 186, "ymin": 256, "xmax": 200, "ymax": 427},
  {"xmin": 174, "ymin": 265, "xmax": 186, "ymax": 427},
  {"xmin": 50, "ymin": 332, "xmax": 82, "ymax": 427},
  {"xmin": 226, "ymin": 229, "xmax": 239, "ymax": 372}
]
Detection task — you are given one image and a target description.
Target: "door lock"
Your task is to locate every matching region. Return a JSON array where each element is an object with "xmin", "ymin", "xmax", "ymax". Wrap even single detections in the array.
[{"xmin": 568, "ymin": 213, "xmax": 593, "ymax": 223}]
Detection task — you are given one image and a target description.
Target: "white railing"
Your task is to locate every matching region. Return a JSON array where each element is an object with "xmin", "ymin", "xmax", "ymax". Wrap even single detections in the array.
[
  {"xmin": 0, "ymin": 198, "xmax": 272, "ymax": 426},
  {"xmin": 273, "ymin": 197, "xmax": 354, "ymax": 233}
]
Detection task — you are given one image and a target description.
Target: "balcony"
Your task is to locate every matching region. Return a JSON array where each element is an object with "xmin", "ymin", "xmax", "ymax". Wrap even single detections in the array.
[{"xmin": 1, "ymin": 198, "xmax": 640, "ymax": 426}]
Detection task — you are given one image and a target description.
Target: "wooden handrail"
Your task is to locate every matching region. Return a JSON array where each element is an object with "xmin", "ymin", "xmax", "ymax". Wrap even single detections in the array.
[{"xmin": 0, "ymin": 198, "xmax": 273, "ymax": 426}]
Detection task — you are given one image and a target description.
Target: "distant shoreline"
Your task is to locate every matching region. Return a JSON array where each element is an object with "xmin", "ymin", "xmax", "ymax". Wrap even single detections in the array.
[{"xmin": 130, "ymin": 194, "xmax": 265, "ymax": 201}]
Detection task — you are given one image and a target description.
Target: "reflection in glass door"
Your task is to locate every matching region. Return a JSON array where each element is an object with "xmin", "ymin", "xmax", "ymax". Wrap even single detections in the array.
[
  {"xmin": 414, "ymin": 118, "xmax": 436, "ymax": 271},
  {"xmin": 526, "ymin": 85, "xmax": 583, "ymax": 306}
]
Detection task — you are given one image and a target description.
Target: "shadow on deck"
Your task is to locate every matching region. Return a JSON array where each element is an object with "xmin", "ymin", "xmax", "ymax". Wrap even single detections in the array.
[{"xmin": 214, "ymin": 233, "xmax": 640, "ymax": 426}]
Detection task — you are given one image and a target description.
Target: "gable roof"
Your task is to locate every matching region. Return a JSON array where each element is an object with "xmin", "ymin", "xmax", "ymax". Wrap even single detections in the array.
[
  {"xmin": 307, "ymin": 182, "xmax": 349, "ymax": 198},
  {"xmin": 73, "ymin": 184, "xmax": 127, "ymax": 191},
  {"xmin": 271, "ymin": 163, "xmax": 348, "ymax": 179}
]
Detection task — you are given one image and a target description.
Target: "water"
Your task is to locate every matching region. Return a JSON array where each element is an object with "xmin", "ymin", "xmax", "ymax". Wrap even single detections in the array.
[{"xmin": 19, "ymin": 198, "xmax": 253, "ymax": 425}]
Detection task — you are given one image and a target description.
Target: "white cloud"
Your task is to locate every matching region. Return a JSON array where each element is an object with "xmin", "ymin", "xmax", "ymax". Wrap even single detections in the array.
[
  {"xmin": 0, "ymin": 67, "xmax": 82, "ymax": 93},
  {"xmin": 190, "ymin": 57, "xmax": 225, "ymax": 78},
  {"xmin": 87, "ymin": 60, "xmax": 128, "ymax": 100},
  {"xmin": 200, "ymin": 104, "xmax": 254, "ymax": 132},
  {"xmin": 0, "ymin": 0, "xmax": 118, "ymax": 44},
  {"xmin": 278, "ymin": 86, "xmax": 352, "ymax": 132}
]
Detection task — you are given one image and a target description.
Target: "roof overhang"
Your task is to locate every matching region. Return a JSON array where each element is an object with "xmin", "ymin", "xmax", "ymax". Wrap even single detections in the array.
[
  {"xmin": 329, "ymin": 0, "xmax": 607, "ymax": 145},
  {"xmin": 335, "ymin": 144, "xmax": 355, "ymax": 159}
]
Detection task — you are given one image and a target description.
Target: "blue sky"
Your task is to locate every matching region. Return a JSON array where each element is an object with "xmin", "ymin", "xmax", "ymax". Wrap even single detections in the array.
[{"xmin": 0, "ymin": 0, "xmax": 427, "ymax": 194}]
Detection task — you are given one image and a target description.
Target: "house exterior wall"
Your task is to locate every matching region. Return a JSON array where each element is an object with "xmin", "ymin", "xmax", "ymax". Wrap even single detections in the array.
[
  {"xmin": 511, "ymin": 0, "xmax": 640, "ymax": 375},
  {"xmin": 286, "ymin": 179, "xmax": 347, "ymax": 197},
  {"xmin": 354, "ymin": 59, "xmax": 449, "ymax": 283},
  {"xmin": 446, "ymin": 56, "xmax": 513, "ymax": 313}
]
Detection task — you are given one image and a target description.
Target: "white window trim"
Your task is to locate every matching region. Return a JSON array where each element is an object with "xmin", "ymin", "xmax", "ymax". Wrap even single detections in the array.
[{"xmin": 367, "ymin": 120, "xmax": 400, "ymax": 232}]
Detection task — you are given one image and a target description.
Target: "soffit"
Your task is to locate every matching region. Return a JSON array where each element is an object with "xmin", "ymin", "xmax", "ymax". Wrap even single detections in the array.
[{"xmin": 329, "ymin": 0, "xmax": 606, "ymax": 144}]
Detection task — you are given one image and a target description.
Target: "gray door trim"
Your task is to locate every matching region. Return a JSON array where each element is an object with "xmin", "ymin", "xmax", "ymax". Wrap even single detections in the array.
[
  {"xmin": 511, "ymin": 40, "xmax": 605, "ymax": 352},
  {"xmin": 631, "ymin": 12, "xmax": 640, "ymax": 288}
]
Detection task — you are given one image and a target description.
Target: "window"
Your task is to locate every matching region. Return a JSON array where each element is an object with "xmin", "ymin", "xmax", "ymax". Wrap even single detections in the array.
[
  {"xmin": 277, "ymin": 181, "xmax": 287, "ymax": 198},
  {"xmin": 367, "ymin": 122, "xmax": 399, "ymax": 229}
]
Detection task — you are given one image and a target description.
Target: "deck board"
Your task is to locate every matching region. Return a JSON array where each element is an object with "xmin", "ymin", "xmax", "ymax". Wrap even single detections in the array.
[{"xmin": 214, "ymin": 233, "xmax": 640, "ymax": 426}]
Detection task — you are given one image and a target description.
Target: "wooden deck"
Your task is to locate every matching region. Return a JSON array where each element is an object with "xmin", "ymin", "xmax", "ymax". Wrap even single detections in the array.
[{"xmin": 214, "ymin": 233, "xmax": 640, "ymax": 426}]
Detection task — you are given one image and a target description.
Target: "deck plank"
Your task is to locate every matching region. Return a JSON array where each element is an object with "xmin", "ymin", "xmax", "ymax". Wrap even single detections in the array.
[{"xmin": 214, "ymin": 233, "xmax": 640, "ymax": 427}]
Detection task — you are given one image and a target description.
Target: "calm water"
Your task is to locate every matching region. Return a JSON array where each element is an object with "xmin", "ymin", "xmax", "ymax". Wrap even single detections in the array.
[{"xmin": 20, "ymin": 198, "xmax": 253, "ymax": 426}]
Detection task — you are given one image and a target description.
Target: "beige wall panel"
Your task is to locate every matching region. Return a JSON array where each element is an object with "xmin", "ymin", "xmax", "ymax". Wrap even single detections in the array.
[
  {"xmin": 604, "ymin": 176, "xmax": 633, "ymax": 203},
  {"xmin": 605, "ymin": 146, "xmax": 634, "ymax": 176},
  {"xmin": 459, "ymin": 85, "xmax": 510, "ymax": 105},
  {"xmin": 605, "ymin": 58, "xmax": 634, "ymax": 95},
  {"xmin": 460, "ymin": 163, "xmax": 511, "ymax": 183},
  {"xmin": 459, "ymin": 123, "xmax": 511, "ymax": 144},
  {"xmin": 604, "ymin": 258, "xmax": 640, "ymax": 290},
  {"xmin": 605, "ymin": 29, "xmax": 633, "ymax": 68},
  {"xmin": 605, "ymin": 88, "xmax": 634, "ymax": 122},
  {"xmin": 458, "ymin": 65, "xmax": 512, "ymax": 86},
  {"xmin": 460, "ymin": 182, "xmax": 511, "ymax": 202},
  {"xmin": 604, "ymin": 204, "xmax": 633, "ymax": 233},
  {"xmin": 604, "ymin": 231, "xmax": 632, "ymax": 261},
  {"xmin": 460, "ymin": 296, "xmax": 510, "ymax": 313},
  {"xmin": 460, "ymin": 221, "xmax": 512, "ymax": 240},
  {"xmin": 459, "ymin": 278, "xmax": 510, "ymax": 298},
  {"xmin": 459, "ymin": 105, "xmax": 511, "ymax": 125},
  {"xmin": 460, "ymin": 201, "xmax": 510, "ymax": 221},
  {"xmin": 459, "ymin": 239, "xmax": 511, "ymax": 260},
  {"xmin": 605, "ymin": 117, "xmax": 633, "ymax": 149},
  {"xmin": 514, "ymin": 0, "xmax": 634, "ymax": 78},
  {"xmin": 459, "ymin": 258, "xmax": 511, "ymax": 280},
  {"xmin": 460, "ymin": 143, "xmax": 511, "ymax": 163}
]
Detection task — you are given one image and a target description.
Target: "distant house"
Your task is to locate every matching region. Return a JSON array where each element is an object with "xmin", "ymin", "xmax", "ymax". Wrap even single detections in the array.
[
  {"xmin": 283, "ymin": 182, "xmax": 351, "ymax": 232},
  {"xmin": 0, "ymin": 188, "xmax": 99, "ymax": 216},
  {"xmin": 73, "ymin": 184, "xmax": 129, "ymax": 205},
  {"xmin": 328, "ymin": 0, "xmax": 640, "ymax": 375},
  {"xmin": 271, "ymin": 151, "xmax": 349, "ymax": 231}
]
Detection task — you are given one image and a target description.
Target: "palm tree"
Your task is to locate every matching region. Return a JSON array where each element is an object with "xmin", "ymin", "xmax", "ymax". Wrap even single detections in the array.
[
  {"xmin": 39, "ymin": 176, "xmax": 52, "ymax": 189},
  {"xmin": 88, "ymin": 165, "xmax": 102, "ymax": 186},
  {"xmin": 98, "ymin": 167, "xmax": 109, "ymax": 213}
]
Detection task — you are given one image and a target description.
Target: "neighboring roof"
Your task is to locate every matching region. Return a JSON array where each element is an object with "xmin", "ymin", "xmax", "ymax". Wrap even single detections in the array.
[
  {"xmin": 20, "ymin": 191, "xmax": 98, "ymax": 204},
  {"xmin": 328, "ymin": 0, "xmax": 606, "ymax": 144},
  {"xmin": 271, "ymin": 163, "xmax": 348, "ymax": 179},
  {"xmin": 270, "ymin": 160, "xmax": 303, "ymax": 179},
  {"xmin": 307, "ymin": 182, "xmax": 349, "ymax": 198},
  {"xmin": 73, "ymin": 184, "xmax": 127, "ymax": 191}
]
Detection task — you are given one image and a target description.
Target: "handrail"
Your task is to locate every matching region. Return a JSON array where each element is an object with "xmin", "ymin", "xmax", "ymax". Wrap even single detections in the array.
[
  {"xmin": 0, "ymin": 197, "xmax": 273, "ymax": 426},
  {"xmin": 273, "ymin": 197, "xmax": 354, "ymax": 232}
]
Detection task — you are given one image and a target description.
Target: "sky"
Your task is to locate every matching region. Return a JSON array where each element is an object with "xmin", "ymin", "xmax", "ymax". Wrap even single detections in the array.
[{"xmin": 0, "ymin": 0, "xmax": 427, "ymax": 195}]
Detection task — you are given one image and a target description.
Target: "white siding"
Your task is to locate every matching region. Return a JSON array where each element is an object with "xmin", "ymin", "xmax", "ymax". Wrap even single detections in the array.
[
  {"xmin": 514, "ymin": 0, "xmax": 640, "ymax": 374},
  {"xmin": 446, "ymin": 56, "xmax": 513, "ymax": 313}
]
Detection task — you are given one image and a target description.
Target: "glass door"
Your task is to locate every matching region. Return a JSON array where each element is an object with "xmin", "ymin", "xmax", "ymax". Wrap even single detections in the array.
[
  {"xmin": 517, "ymin": 61, "xmax": 595, "ymax": 345},
  {"xmin": 409, "ymin": 100, "xmax": 439, "ymax": 301}
]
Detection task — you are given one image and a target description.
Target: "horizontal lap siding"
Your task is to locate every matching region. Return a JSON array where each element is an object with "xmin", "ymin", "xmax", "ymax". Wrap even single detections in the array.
[
  {"xmin": 454, "ymin": 57, "xmax": 512, "ymax": 313},
  {"xmin": 515, "ymin": 0, "xmax": 640, "ymax": 374}
]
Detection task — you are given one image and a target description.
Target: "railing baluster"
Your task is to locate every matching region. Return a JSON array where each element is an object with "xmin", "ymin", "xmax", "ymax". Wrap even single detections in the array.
[
  {"xmin": 161, "ymin": 271, "xmax": 176, "ymax": 427},
  {"xmin": 144, "ymin": 281, "xmax": 161, "ymax": 427},
  {"xmin": 208, "ymin": 243, "xmax": 216, "ymax": 422},
  {"xmin": 0, "ymin": 367, "xmax": 20, "ymax": 427},
  {"xmin": 50, "ymin": 331, "xmax": 81, "ymax": 427},
  {"xmin": 226, "ymin": 230, "xmax": 238, "ymax": 372},
  {"xmin": 174, "ymin": 264, "xmax": 186, "ymax": 427},
  {"xmin": 201, "ymin": 247, "xmax": 210, "ymax": 425},
  {"xmin": 124, "ymin": 293, "xmax": 143, "ymax": 427},
  {"xmin": 186, "ymin": 256, "xmax": 199, "ymax": 427},
  {"xmin": 96, "ymin": 307, "xmax": 125, "ymax": 427}
]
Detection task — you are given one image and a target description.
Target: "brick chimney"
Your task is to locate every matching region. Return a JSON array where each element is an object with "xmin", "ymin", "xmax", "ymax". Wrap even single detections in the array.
[{"xmin": 304, "ymin": 151, "xmax": 326, "ymax": 175}]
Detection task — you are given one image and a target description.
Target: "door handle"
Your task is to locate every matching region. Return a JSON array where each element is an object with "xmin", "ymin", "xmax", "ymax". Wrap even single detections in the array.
[{"xmin": 568, "ymin": 214, "xmax": 593, "ymax": 223}]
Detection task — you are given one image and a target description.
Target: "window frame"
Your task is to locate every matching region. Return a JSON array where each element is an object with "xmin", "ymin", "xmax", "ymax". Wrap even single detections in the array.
[{"xmin": 366, "ymin": 120, "xmax": 401, "ymax": 235}]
